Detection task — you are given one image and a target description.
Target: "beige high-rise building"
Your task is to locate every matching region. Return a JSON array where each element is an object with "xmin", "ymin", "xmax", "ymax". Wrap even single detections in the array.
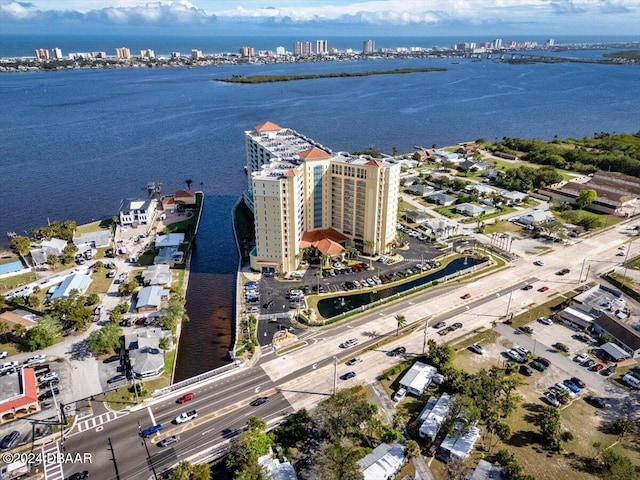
[
  {"xmin": 116, "ymin": 47, "xmax": 131, "ymax": 59},
  {"xmin": 34, "ymin": 49, "xmax": 49, "ymax": 61},
  {"xmin": 245, "ymin": 122, "xmax": 400, "ymax": 274}
]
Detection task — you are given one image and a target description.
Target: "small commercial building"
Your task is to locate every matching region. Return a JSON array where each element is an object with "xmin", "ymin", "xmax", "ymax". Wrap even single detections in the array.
[
  {"xmin": 357, "ymin": 442, "xmax": 405, "ymax": 480},
  {"xmin": 0, "ymin": 368, "xmax": 39, "ymax": 423},
  {"xmin": 592, "ymin": 313, "xmax": 640, "ymax": 359},
  {"xmin": 399, "ymin": 361, "xmax": 437, "ymax": 396}
]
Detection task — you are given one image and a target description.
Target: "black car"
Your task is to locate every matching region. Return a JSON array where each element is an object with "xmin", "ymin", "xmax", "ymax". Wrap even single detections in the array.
[
  {"xmin": 38, "ymin": 387, "xmax": 60, "ymax": 401},
  {"xmin": 387, "ymin": 346, "xmax": 406, "ymax": 357},
  {"xmin": 451, "ymin": 322, "xmax": 463, "ymax": 330},
  {"xmin": 39, "ymin": 378, "xmax": 60, "ymax": 388},
  {"xmin": 521, "ymin": 285, "xmax": 534, "ymax": 291},
  {"xmin": 433, "ymin": 321, "xmax": 446, "ymax": 329},
  {"xmin": 65, "ymin": 471, "xmax": 89, "ymax": 480},
  {"xmin": 250, "ymin": 396, "xmax": 268, "ymax": 407},
  {"xmin": 584, "ymin": 396, "xmax": 606, "ymax": 409},
  {"xmin": 103, "ymin": 355, "xmax": 120, "ymax": 364},
  {"xmin": 0, "ymin": 430, "xmax": 19, "ymax": 450},
  {"xmin": 519, "ymin": 365, "xmax": 534, "ymax": 376}
]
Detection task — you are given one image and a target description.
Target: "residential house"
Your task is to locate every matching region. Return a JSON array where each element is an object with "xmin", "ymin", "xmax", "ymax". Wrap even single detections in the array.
[
  {"xmin": 434, "ymin": 150, "xmax": 462, "ymax": 163},
  {"xmin": 141, "ymin": 264, "xmax": 172, "ymax": 286},
  {"xmin": 0, "ymin": 310, "xmax": 39, "ymax": 331},
  {"xmin": 437, "ymin": 424, "xmax": 481, "ymax": 463},
  {"xmin": 258, "ymin": 450, "xmax": 298, "ymax": 480},
  {"xmin": 73, "ymin": 230, "xmax": 111, "ymax": 249},
  {"xmin": 357, "ymin": 443, "xmax": 405, "ymax": 480},
  {"xmin": 119, "ymin": 199, "xmax": 156, "ymax": 226},
  {"xmin": 468, "ymin": 460, "xmax": 506, "ymax": 480},
  {"xmin": 501, "ymin": 190, "xmax": 528, "ymax": 204},
  {"xmin": 49, "ymin": 273, "xmax": 92, "ymax": 301},
  {"xmin": 427, "ymin": 191, "xmax": 456, "ymax": 206},
  {"xmin": 423, "ymin": 219, "xmax": 457, "ymax": 239},
  {"xmin": 399, "ymin": 362, "xmax": 437, "ymax": 396},
  {"xmin": 591, "ymin": 313, "xmax": 640, "ymax": 359},
  {"xmin": 406, "ymin": 184, "xmax": 435, "ymax": 197},
  {"xmin": 153, "ymin": 233, "xmax": 185, "ymax": 266},
  {"xmin": 412, "ymin": 149, "xmax": 435, "ymax": 162},
  {"xmin": 465, "ymin": 184, "xmax": 497, "ymax": 197},
  {"xmin": 135, "ymin": 286, "xmax": 169, "ymax": 312},
  {"xmin": 124, "ymin": 328, "xmax": 173, "ymax": 378},
  {"xmin": 40, "ymin": 238, "xmax": 68, "ymax": 257},
  {"xmin": 163, "ymin": 196, "xmax": 178, "ymax": 214},
  {"xmin": 405, "ymin": 210, "xmax": 429, "ymax": 225},
  {"xmin": 418, "ymin": 392, "xmax": 452, "ymax": 440},
  {"xmin": 174, "ymin": 190, "xmax": 197, "ymax": 206},
  {"xmin": 455, "ymin": 203, "xmax": 495, "ymax": 217},
  {"xmin": 401, "ymin": 176, "xmax": 420, "ymax": 187}
]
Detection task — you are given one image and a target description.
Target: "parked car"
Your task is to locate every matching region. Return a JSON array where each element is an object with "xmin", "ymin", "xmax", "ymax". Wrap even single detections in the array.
[
  {"xmin": 177, "ymin": 392, "xmax": 195, "ymax": 404},
  {"xmin": 592, "ymin": 363, "xmax": 604, "ymax": 372},
  {"xmin": 141, "ymin": 424, "xmax": 162, "ymax": 438},
  {"xmin": 537, "ymin": 317, "xmax": 553, "ymax": 325},
  {"xmin": 544, "ymin": 392, "xmax": 560, "ymax": 407},
  {"xmin": 581, "ymin": 358, "xmax": 596, "ymax": 368},
  {"xmin": 574, "ymin": 353, "xmax": 589, "ymax": 363},
  {"xmin": 38, "ymin": 387, "xmax": 60, "ymax": 401},
  {"xmin": 536, "ymin": 357, "xmax": 551, "ymax": 367},
  {"xmin": 340, "ymin": 371, "xmax": 357, "ymax": 380},
  {"xmin": 556, "ymin": 268, "xmax": 570, "ymax": 275},
  {"xmin": 461, "ymin": 293, "xmax": 471, "ymax": 299},
  {"xmin": 451, "ymin": 322, "xmax": 463, "ymax": 330},
  {"xmin": 250, "ymin": 397, "xmax": 268, "ymax": 407},
  {"xmin": 345, "ymin": 357, "xmax": 362, "ymax": 366},
  {"xmin": 174, "ymin": 410, "xmax": 197, "ymax": 424},
  {"xmin": 0, "ymin": 352, "xmax": 7, "ymax": 359},
  {"xmin": 570, "ymin": 377, "xmax": 586, "ymax": 388},
  {"xmin": 519, "ymin": 365, "xmax": 534, "ymax": 376},
  {"xmin": 514, "ymin": 345, "xmax": 529, "ymax": 357},
  {"xmin": 584, "ymin": 396, "xmax": 607, "ymax": 409},
  {"xmin": 107, "ymin": 375, "xmax": 126, "ymax": 384},
  {"xmin": 392, "ymin": 387, "xmax": 407, "ymax": 402},
  {"xmin": 563, "ymin": 380, "xmax": 581, "ymax": 393},
  {"xmin": 534, "ymin": 260, "xmax": 544, "ymax": 266},
  {"xmin": 555, "ymin": 383, "xmax": 576, "ymax": 398},
  {"xmin": 103, "ymin": 355, "xmax": 121, "ymax": 364},
  {"xmin": 25, "ymin": 355, "xmax": 46, "ymax": 365},
  {"xmin": 522, "ymin": 285, "xmax": 534, "ymax": 291},
  {"xmin": 506, "ymin": 350, "xmax": 524, "ymax": 363},
  {"xmin": 538, "ymin": 286, "xmax": 549, "ymax": 292},
  {"xmin": 39, "ymin": 372, "xmax": 58, "ymax": 383},
  {"xmin": 519, "ymin": 325, "xmax": 534, "ymax": 334},
  {"xmin": 158, "ymin": 435, "xmax": 180, "ymax": 447},
  {"xmin": 433, "ymin": 322, "xmax": 446, "ymax": 329},
  {"xmin": 469, "ymin": 344, "xmax": 485, "ymax": 355},
  {"xmin": 529, "ymin": 360, "xmax": 547, "ymax": 372}
]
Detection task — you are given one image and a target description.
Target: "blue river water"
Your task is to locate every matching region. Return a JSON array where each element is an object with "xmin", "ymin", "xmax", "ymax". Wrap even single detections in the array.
[{"xmin": 1, "ymin": 49, "xmax": 638, "ymax": 378}]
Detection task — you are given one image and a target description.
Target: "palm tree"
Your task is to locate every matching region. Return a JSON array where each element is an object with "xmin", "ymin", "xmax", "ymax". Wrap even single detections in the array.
[
  {"xmin": 12, "ymin": 324, "xmax": 26, "ymax": 340},
  {"xmin": 158, "ymin": 336, "xmax": 171, "ymax": 372},
  {"xmin": 0, "ymin": 322, "xmax": 8, "ymax": 343},
  {"xmin": 185, "ymin": 179, "xmax": 193, "ymax": 190},
  {"xmin": 395, "ymin": 314, "xmax": 407, "ymax": 336}
]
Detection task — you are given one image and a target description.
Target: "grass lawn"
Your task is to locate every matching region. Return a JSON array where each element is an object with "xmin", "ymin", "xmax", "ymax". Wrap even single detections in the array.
[
  {"xmin": 508, "ymin": 291, "xmax": 577, "ymax": 329},
  {"xmin": 0, "ymin": 272, "xmax": 37, "ymax": 292},
  {"xmin": 172, "ymin": 267, "xmax": 185, "ymax": 291},
  {"xmin": 628, "ymin": 256, "xmax": 640, "ymax": 271},
  {"xmin": 434, "ymin": 206, "xmax": 459, "ymax": 218},
  {"xmin": 483, "ymin": 221, "xmax": 525, "ymax": 236},
  {"xmin": 0, "ymin": 253, "xmax": 20, "ymax": 265},
  {"xmin": 555, "ymin": 209, "xmax": 623, "ymax": 230},
  {"xmin": 459, "ymin": 207, "xmax": 517, "ymax": 224},
  {"xmin": 75, "ymin": 219, "xmax": 113, "ymax": 236},
  {"xmin": 484, "ymin": 157, "xmax": 579, "ymax": 181},
  {"xmin": 86, "ymin": 268, "xmax": 116, "ymax": 295},
  {"xmin": 104, "ymin": 376, "xmax": 168, "ymax": 411}
]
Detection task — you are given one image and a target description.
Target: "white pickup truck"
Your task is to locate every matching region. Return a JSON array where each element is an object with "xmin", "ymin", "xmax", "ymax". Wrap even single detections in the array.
[{"xmin": 174, "ymin": 410, "xmax": 198, "ymax": 424}]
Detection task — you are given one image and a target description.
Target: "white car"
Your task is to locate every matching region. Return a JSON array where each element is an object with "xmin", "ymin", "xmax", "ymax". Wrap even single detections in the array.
[
  {"xmin": 0, "ymin": 352, "xmax": 7, "ymax": 360},
  {"xmin": 506, "ymin": 349, "xmax": 524, "ymax": 363},
  {"xmin": 537, "ymin": 317, "xmax": 553, "ymax": 325},
  {"xmin": 469, "ymin": 344, "xmax": 485, "ymax": 355},
  {"xmin": 574, "ymin": 353, "xmax": 589, "ymax": 363},
  {"xmin": 393, "ymin": 387, "xmax": 407, "ymax": 402},
  {"xmin": 514, "ymin": 345, "xmax": 530, "ymax": 357},
  {"xmin": 39, "ymin": 372, "xmax": 58, "ymax": 383},
  {"xmin": 345, "ymin": 356, "xmax": 362, "ymax": 366},
  {"xmin": 25, "ymin": 355, "xmax": 46, "ymax": 365},
  {"xmin": 544, "ymin": 392, "xmax": 560, "ymax": 407},
  {"xmin": 555, "ymin": 383, "xmax": 576, "ymax": 399},
  {"xmin": 534, "ymin": 260, "xmax": 544, "ymax": 266}
]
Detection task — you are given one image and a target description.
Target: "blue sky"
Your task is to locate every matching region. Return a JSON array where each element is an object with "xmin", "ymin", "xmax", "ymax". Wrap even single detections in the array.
[{"xmin": 1, "ymin": 1, "xmax": 639, "ymax": 37}]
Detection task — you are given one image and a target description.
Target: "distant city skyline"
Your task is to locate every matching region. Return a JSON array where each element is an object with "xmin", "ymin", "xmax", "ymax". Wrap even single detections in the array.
[{"xmin": 1, "ymin": 0, "xmax": 638, "ymax": 37}]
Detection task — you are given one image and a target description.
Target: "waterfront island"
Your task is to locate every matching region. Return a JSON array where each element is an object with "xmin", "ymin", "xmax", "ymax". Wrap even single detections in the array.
[{"xmin": 216, "ymin": 67, "xmax": 447, "ymax": 83}]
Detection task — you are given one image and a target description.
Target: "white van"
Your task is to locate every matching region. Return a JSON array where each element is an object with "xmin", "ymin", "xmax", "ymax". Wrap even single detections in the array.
[{"xmin": 393, "ymin": 387, "xmax": 407, "ymax": 402}]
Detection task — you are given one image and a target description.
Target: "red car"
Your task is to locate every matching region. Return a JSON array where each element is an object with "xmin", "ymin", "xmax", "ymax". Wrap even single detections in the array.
[
  {"xmin": 461, "ymin": 293, "xmax": 471, "ymax": 299},
  {"xmin": 538, "ymin": 286, "xmax": 549, "ymax": 292},
  {"xmin": 177, "ymin": 392, "xmax": 195, "ymax": 403},
  {"xmin": 592, "ymin": 363, "xmax": 604, "ymax": 372},
  {"xmin": 536, "ymin": 357, "xmax": 552, "ymax": 367}
]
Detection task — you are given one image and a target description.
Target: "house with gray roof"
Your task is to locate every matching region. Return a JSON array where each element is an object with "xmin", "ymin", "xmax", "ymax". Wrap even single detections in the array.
[
  {"xmin": 455, "ymin": 203, "xmax": 496, "ymax": 217},
  {"xmin": 437, "ymin": 424, "xmax": 481, "ymax": 463},
  {"xmin": 427, "ymin": 191, "xmax": 456, "ymax": 206},
  {"xmin": 49, "ymin": 273, "xmax": 92, "ymax": 301},
  {"xmin": 405, "ymin": 184, "xmax": 435, "ymax": 197},
  {"xmin": 516, "ymin": 209, "xmax": 554, "ymax": 226},
  {"xmin": 124, "ymin": 328, "xmax": 173, "ymax": 378},
  {"xmin": 469, "ymin": 460, "xmax": 506, "ymax": 480},
  {"xmin": 73, "ymin": 230, "xmax": 112, "ymax": 249},
  {"xmin": 592, "ymin": 313, "xmax": 640, "ymax": 359},
  {"xmin": 357, "ymin": 443, "xmax": 405, "ymax": 480},
  {"xmin": 142, "ymin": 264, "xmax": 172, "ymax": 286},
  {"xmin": 405, "ymin": 210, "xmax": 429, "ymax": 224},
  {"xmin": 119, "ymin": 198, "xmax": 156, "ymax": 226},
  {"xmin": 135, "ymin": 286, "xmax": 169, "ymax": 312},
  {"xmin": 501, "ymin": 190, "xmax": 528, "ymax": 203}
]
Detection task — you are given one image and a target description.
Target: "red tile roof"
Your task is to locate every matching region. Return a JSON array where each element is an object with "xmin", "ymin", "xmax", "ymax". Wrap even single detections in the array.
[
  {"xmin": 299, "ymin": 228, "xmax": 348, "ymax": 255},
  {"xmin": 299, "ymin": 147, "xmax": 331, "ymax": 161},
  {"xmin": 255, "ymin": 121, "xmax": 282, "ymax": 132},
  {"xmin": 0, "ymin": 368, "xmax": 38, "ymax": 414},
  {"xmin": 284, "ymin": 169, "xmax": 300, "ymax": 177},
  {"xmin": 366, "ymin": 159, "xmax": 383, "ymax": 166}
]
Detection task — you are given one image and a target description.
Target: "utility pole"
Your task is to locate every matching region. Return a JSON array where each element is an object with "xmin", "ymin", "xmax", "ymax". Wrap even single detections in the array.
[
  {"xmin": 333, "ymin": 356, "xmax": 339, "ymax": 395},
  {"xmin": 578, "ymin": 258, "xmax": 586, "ymax": 283},
  {"xmin": 138, "ymin": 422, "xmax": 158, "ymax": 480},
  {"xmin": 505, "ymin": 289, "xmax": 514, "ymax": 320},
  {"xmin": 422, "ymin": 318, "xmax": 430, "ymax": 354},
  {"xmin": 107, "ymin": 437, "xmax": 121, "ymax": 480},
  {"xmin": 622, "ymin": 240, "xmax": 634, "ymax": 281}
]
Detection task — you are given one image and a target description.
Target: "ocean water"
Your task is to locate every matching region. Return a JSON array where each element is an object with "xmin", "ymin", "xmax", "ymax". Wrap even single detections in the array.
[{"xmin": 1, "ymin": 53, "xmax": 638, "ymax": 376}]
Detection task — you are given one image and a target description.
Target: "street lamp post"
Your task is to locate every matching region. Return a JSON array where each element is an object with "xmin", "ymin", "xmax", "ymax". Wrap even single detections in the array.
[
  {"xmin": 138, "ymin": 422, "xmax": 158, "ymax": 480},
  {"xmin": 505, "ymin": 289, "xmax": 514, "ymax": 320},
  {"xmin": 422, "ymin": 318, "xmax": 429, "ymax": 354},
  {"xmin": 333, "ymin": 356, "xmax": 339, "ymax": 395}
]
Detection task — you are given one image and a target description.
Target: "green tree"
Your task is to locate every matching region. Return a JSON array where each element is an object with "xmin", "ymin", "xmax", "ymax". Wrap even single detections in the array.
[
  {"xmin": 405, "ymin": 440, "xmax": 420, "ymax": 459},
  {"xmin": 227, "ymin": 415, "xmax": 272, "ymax": 475},
  {"xmin": 85, "ymin": 293, "xmax": 100, "ymax": 306},
  {"xmin": 185, "ymin": 179, "xmax": 193, "ymax": 190},
  {"xmin": 534, "ymin": 406, "xmax": 563, "ymax": 451},
  {"xmin": 158, "ymin": 336, "xmax": 171, "ymax": 370},
  {"xmin": 61, "ymin": 243, "xmax": 78, "ymax": 265},
  {"xmin": 86, "ymin": 322, "xmax": 123, "ymax": 355},
  {"xmin": 46, "ymin": 254, "xmax": 59, "ymax": 267},
  {"xmin": 425, "ymin": 338, "xmax": 455, "ymax": 370},
  {"xmin": 395, "ymin": 314, "xmax": 406, "ymax": 336},
  {"xmin": 10, "ymin": 235, "xmax": 31, "ymax": 256},
  {"xmin": 159, "ymin": 296, "xmax": 186, "ymax": 334},
  {"xmin": 611, "ymin": 417, "xmax": 633, "ymax": 440},
  {"xmin": 12, "ymin": 324, "xmax": 26, "ymax": 340},
  {"xmin": 314, "ymin": 386, "xmax": 378, "ymax": 441},
  {"xmin": 381, "ymin": 428, "xmax": 403, "ymax": 443},
  {"xmin": 190, "ymin": 463, "xmax": 211, "ymax": 480},
  {"xmin": 169, "ymin": 460, "xmax": 193, "ymax": 480},
  {"xmin": 307, "ymin": 437, "xmax": 364, "ymax": 480},
  {"xmin": 118, "ymin": 280, "xmax": 138, "ymax": 297},
  {"xmin": 600, "ymin": 449, "xmax": 636, "ymax": 480},
  {"xmin": 25, "ymin": 315, "xmax": 61, "ymax": 351},
  {"xmin": 0, "ymin": 322, "xmax": 9, "ymax": 343},
  {"xmin": 272, "ymin": 408, "xmax": 310, "ymax": 451},
  {"xmin": 50, "ymin": 292, "xmax": 93, "ymax": 330},
  {"xmin": 26, "ymin": 293, "xmax": 40, "ymax": 308},
  {"xmin": 576, "ymin": 189, "xmax": 597, "ymax": 209}
]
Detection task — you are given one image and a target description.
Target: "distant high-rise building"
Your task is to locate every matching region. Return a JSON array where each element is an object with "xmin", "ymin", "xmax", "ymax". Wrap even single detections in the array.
[
  {"xmin": 140, "ymin": 49, "xmax": 155, "ymax": 59},
  {"xmin": 52, "ymin": 48, "xmax": 63, "ymax": 60},
  {"xmin": 315, "ymin": 40, "xmax": 328, "ymax": 54},
  {"xmin": 116, "ymin": 47, "xmax": 131, "ymax": 59},
  {"xmin": 275, "ymin": 46, "xmax": 286, "ymax": 55},
  {"xmin": 92, "ymin": 52, "xmax": 107, "ymax": 59},
  {"xmin": 191, "ymin": 49, "xmax": 203, "ymax": 60},
  {"xmin": 34, "ymin": 49, "xmax": 49, "ymax": 61},
  {"xmin": 546, "ymin": 38, "xmax": 555, "ymax": 48},
  {"xmin": 493, "ymin": 38, "xmax": 503, "ymax": 49},
  {"xmin": 171, "ymin": 52, "xmax": 181, "ymax": 59},
  {"xmin": 239, "ymin": 46, "xmax": 254, "ymax": 57},
  {"xmin": 293, "ymin": 41, "xmax": 312, "ymax": 55},
  {"xmin": 363, "ymin": 39, "xmax": 376, "ymax": 54}
]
